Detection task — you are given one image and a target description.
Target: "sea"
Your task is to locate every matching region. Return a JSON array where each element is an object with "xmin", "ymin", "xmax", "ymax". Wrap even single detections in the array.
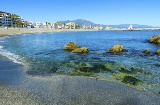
[{"xmin": 0, "ymin": 30, "xmax": 160, "ymax": 94}]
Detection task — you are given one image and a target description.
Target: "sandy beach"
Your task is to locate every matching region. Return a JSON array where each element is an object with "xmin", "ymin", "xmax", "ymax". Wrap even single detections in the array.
[
  {"xmin": 0, "ymin": 28, "xmax": 160, "ymax": 105},
  {"xmin": 0, "ymin": 28, "xmax": 95, "ymax": 37}
]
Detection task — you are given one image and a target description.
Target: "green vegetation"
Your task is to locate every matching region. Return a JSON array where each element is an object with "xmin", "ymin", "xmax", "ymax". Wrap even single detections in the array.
[
  {"xmin": 122, "ymin": 76, "xmax": 142, "ymax": 86},
  {"xmin": 66, "ymin": 70, "xmax": 94, "ymax": 77},
  {"xmin": 49, "ymin": 67, "xmax": 58, "ymax": 73},
  {"xmin": 11, "ymin": 14, "xmax": 24, "ymax": 27},
  {"xmin": 48, "ymin": 60, "xmax": 154, "ymax": 88}
]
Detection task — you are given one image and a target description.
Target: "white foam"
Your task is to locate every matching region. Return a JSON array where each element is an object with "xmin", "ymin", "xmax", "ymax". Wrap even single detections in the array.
[
  {"xmin": 0, "ymin": 41, "xmax": 4, "ymax": 42},
  {"xmin": 0, "ymin": 37, "xmax": 25, "ymax": 65},
  {"xmin": 0, "ymin": 48, "xmax": 24, "ymax": 65},
  {"xmin": 0, "ymin": 45, "xmax": 4, "ymax": 49}
]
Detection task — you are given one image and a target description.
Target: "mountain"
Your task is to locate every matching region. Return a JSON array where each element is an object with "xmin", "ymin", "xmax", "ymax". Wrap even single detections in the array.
[
  {"xmin": 57, "ymin": 19, "xmax": 102, "ymax": 27},
  {"xmin": 57, "ymin": 19, "xmax": 155, "ymax": 28}
]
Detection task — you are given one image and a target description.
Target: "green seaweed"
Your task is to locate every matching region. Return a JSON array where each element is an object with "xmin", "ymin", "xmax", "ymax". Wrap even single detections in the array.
[
  {"xmin": 66, "ymin": 69, "xmax": 94, "ymax": 77},
  {"xmin": 122, "ymin": 76, "xmax": 142, "ymax": 86},
  {"xmin": 119, "ymin": 67, "xmax": 133, "ymax": 74},
  {"xmin": 49, "ymin": 67, "xmax": 58, "ymax": 73},
  {"xmin": 76, "ymin": 63, "xmax": 115, "ymax": 73}
]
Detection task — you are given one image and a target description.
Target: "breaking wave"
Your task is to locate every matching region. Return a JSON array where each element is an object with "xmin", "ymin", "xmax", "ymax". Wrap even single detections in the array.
[{"xmin": 0, "ymin": 45, "xmax": 24, "ymax": 65}]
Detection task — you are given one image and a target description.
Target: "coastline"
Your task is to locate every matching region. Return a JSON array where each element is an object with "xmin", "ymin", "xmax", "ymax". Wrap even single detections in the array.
[
  {"xmin": 1, "ymin": 27, "xmax": 160, "ymax": 37},
  {"xmin": 0, "ymin": 56, "xmax": 160, "ymax": 104},
  {"xmin": 0, "ymin": 28, "xmax": 97, "ymax": 37},
  {"xmin": 1, "ymin": 28, "xmax": 160, "ymax": 104}
]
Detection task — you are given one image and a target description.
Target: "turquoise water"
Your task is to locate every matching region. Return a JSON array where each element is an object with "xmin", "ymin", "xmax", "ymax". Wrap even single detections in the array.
[{"xmin": 0, "ymin": 31, "xmax": 160, "ymax": 94}]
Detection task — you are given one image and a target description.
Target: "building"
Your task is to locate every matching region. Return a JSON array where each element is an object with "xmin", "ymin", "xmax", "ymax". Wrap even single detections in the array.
[
  {"xmin": 0, "ymin": 11, "xmax": 12, "ymax": 27},
  {"xmin": 0, "ymin": 11, "xmax": 24, "ymax": 27},
  {"xmin": 66, "ymin": 22, "xmax": 76, "ymax": 29}
]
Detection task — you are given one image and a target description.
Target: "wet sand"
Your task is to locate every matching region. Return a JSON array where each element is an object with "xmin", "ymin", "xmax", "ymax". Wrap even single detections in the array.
[{"xmin": 0, "ymin": 56, "xmax": 160, "ymax": 105}]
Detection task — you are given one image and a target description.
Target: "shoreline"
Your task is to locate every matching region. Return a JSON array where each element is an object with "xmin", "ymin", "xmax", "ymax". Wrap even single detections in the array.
[
  {"xmin": 0, "ymin": 28, "xmax": 97, "ymax": 37},
  {"xmin": 0, "ymin": 56, "xmax": 160, "ymax": 104},
  {"xmin": 1, "ymin": 28, "xmax": 160, "ymax": 104},
  {"xmin": 1, "ymin": 28, "xmax": 160, "ymax": 37}
]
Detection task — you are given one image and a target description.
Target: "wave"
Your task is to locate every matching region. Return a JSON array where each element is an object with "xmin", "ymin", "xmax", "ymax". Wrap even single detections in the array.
[
  {"xmin": 0, "ymin": 46, "xmax": 24, "ymax": 65},
  {"xmin": 0, "ymin": 45, "xmax": 4, "ymax": 49}
]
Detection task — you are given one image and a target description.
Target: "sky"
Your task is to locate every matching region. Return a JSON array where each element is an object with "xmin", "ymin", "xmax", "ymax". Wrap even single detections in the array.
[{"xmin": 0, "ymin": 0, "xmax": 160, "ymax": 26}]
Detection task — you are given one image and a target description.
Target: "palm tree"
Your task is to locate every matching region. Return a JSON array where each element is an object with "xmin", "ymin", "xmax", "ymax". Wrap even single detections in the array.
[
  {"xmin": 16, "ymin": 20, "xmax": 23, "ymax": 27},
  {"xmin": 8, "ymin": 22, "xmax": 11, "ymax": 27},
  {"xmin": 11, "ymin": 14, "xmax": 22, "ymax": 27}
]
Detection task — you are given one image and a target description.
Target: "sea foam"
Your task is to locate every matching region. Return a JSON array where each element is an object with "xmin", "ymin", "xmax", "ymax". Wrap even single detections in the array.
[
  {"xmin": 0, "ymin": 47, "xmax": 24, "ymax": 65},
  {"xmin": 0, "ymin": 45, "xmax": 4, "ymax": 49}
]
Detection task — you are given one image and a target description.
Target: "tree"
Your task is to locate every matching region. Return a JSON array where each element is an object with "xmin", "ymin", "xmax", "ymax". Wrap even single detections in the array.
[
  {"xmin": 11, "ymin": 14, "xmax": 22, "ymax": 27},
  {"xmin": 75, "ymin": 24, "xmax": 81, "ymax": 29},
  {"xmin": 8, "ymin": 22, "xmax": 11, "ymax": 27},
  {"xmin": 15, "ymin": 19, "xmax": 23, "ymax": 27}
]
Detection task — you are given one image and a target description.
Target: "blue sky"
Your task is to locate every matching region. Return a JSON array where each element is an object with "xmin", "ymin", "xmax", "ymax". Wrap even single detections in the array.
[{"xmin": 1, "ymin": 0, "xmax": 160, "ymax": 26}]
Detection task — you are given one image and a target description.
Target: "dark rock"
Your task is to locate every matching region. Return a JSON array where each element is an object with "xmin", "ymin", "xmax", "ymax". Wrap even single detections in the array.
[
  {"xmin": 142, "ymin": 50, "xmax": 150, "ymax": 54},
  {"xmin": 122, "ymin": 49, "xmax": 128, "ymax": 52},
  {"xmin": 119, "ymin": 67, "xmax": 132, "ymax": 74},
  {"xmin": 92, "ymin": 64, "xmax": 114, "ymax": 73},
  {"xmin": 78, "ymin": 63, "xmax": 114, "ymax": 73},
  {"xmin": 79, "ymin": 66, "xmax": 94, "ymax": 72},
  {"xmin": 49, "ymin": 67, "xmax": 58, "ymax": 73},
  {"xmin": 122, "ymin": 76, "xmax": 142, "ymax": 86}
]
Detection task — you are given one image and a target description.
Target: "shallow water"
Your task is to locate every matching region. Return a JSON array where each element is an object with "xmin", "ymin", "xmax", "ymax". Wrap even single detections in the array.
[{"xmin": 0, "ymin": 30, "xmax": 160, "ymax": 94}]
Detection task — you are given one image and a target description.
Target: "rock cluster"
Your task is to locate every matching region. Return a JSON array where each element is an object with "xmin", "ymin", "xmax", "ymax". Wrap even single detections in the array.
[
  {"xmin": 148, "ymin": 35, "xmax": 160, "ymax": 45},
  {"xmin": 155, "ymin": 49, "xmax": 160, "ymax": 55},
  {"xmin": 142, "ymin": 50, "xmax": 150, "ymax": 54},
  {"xmin": 63, "ymin": 42, "xmax": 88, "ymax": 53},
  {"xmin": 63, "ymin": 41, "xmax": 160, "ymax": 55},
  {"xmin": 72, "ymin": 47, "xmax": 88, "ymax": 53},
  {"xmin": 63, "ymin": 42, "xmax": 77, "ymax": 50},
  {"xmin": 106, "ymin": 44, "xmax": 124, "ymax": 54}
]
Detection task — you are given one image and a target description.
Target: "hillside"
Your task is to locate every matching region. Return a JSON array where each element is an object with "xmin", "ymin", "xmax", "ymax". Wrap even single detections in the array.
[{"xmin": 57, "ymin": 19, "xmax": 155, "ymax": 28}]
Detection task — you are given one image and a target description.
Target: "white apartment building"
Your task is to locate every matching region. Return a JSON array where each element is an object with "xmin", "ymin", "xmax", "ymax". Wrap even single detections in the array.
[
  {"xmin": 0, "ymin": 11, "xmax": 12, "ymax": 27},
  {"xmin": 66, "ymin": 22, "xmax": 76, "ymax": 29},
  {"xmin": 0, "ymin": 11, "xmax": 24, "ymax": 27}
]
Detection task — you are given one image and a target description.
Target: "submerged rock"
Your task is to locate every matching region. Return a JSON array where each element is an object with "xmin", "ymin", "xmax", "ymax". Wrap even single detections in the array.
[
  {"xmin": 119, "ymin": 67, "xmax": 133, "ymax": 74},
  {"xmin": 142, "ymin": 50, "xmax": 150, "ymax": 54},
  {"xmin": 122, "ymin": 76, "xmax": 142, "ymax": 86},
  {"xmin": 79, "ymin": 66, "xmax": 93, "ymax": 72},
  {"xmin": 49, "ymin": 67, "xmax": 58, "ymax": 73},
  {"xmin": 155, "ymin": 49, "xmax": 160, "ymax": 55},
  {"xmin": 63, "ymin": 42, "xmax": 77, "ymax": 50},
  {"xmin": 148, "ymin": 35, "xmax": 160, "ymax": 45},
  {"xmin": 106, "ymin": 44, "xmax": 124, "ymax": 54},
  {"xmin": 72, "ymin": 47, "xmax": 88, "ymax": 53}
]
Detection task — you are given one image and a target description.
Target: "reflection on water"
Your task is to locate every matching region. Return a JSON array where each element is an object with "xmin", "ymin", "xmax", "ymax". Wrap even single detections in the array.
[{"xmin": 0, "ymin": 31, "xmax": 160, "ymax": 94}]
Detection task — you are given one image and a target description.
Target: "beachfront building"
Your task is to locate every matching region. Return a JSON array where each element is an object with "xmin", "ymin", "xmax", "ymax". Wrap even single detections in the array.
[
  {"xmin": 93, "ymin": 26, "xmax": 104, "ymax": 30},
  {"xmin": 66, "ymin": 22, "xmax": 76, "ymax": 29},
  {"xmin": 0, "ymin": 11, "xmax": 12, "ymax": 27},
  {"xmin": 82, "ymin": 25, "xmax": 93, "ymax": 29},
  {"xmin": 54, "ymin": 22, "xmax": 64, "ymax": 29},
  {"xmin": 0, "ymin": 11, "xmax": 24, "ymax": 28}
]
